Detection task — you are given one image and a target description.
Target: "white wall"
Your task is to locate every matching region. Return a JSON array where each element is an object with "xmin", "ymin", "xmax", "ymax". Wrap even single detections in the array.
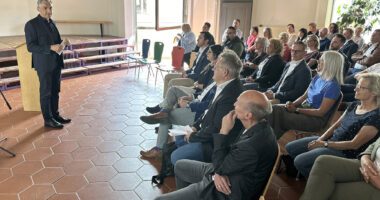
[{"xmin": 0, "ymin": 0, "xmax": 129, "ymax": 37}]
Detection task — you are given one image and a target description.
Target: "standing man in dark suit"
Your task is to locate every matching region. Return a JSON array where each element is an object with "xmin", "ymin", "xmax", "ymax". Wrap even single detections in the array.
[
  {"xmin": 265, "ymin": 41, "xmax": 312, "ymax": 104},
  {"xmin": 25, "ymin": 0, "xmax": 71, "ymax": 129},
  {"xmin": 170, "ymin": 49, "xmax": 244, "ymax": 164},
  {"xmin": 155, "ymin": 90, "xmax": 278, "ymax": 200},
  {"xmin": 341, "ymin": 28, "xmax": 359, "ymax": 62}
]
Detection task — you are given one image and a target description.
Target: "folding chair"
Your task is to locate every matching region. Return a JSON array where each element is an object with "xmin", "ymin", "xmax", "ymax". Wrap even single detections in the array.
[
  {"xmin": 128, "ymin": 39, "xmax": 150, "ymax": 79},
  {"xmin": 259, "ymin": 143, "xmax": 281, "ymax": 200},
  {"xmin": 155, "ymin": 46, "xmax": 184, "ymax": 86},
  {"xmin": 139, "ymin": 41, "xmax": 164, "ymax": 83}
]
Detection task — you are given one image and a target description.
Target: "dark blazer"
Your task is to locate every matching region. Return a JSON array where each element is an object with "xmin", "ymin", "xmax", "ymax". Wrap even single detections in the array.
[
  {"xmin": 269, "ymin": 60, "xmax": 312, "ymax": 103},
  {"xmin": 190, "ymin": 78, "xmax": 243, "ymax": 161},
  {"xmin": 189, "ymin": 84, "xmax": 217, "ymax": 121},
  {"xmin": 186, "ymin": 46, "xmax": 210, "ymax": 81},
  {"xmin": 25, "ymin": 15, "xmax": 64, "ymax": 72},
  {"xmin": 252, "ymin": 54, "xmax": 285, "ymax": 90},
  {"xmin": 200, "ymin": 121, "xmax": 278, "ymax": 200},
  {"xmin": 341, "ymin": 39, "xmax": 359, "ymax": 61},
  {"xmin": 338, "ymin": 50, "xmax": 352, "ymax": 76}
]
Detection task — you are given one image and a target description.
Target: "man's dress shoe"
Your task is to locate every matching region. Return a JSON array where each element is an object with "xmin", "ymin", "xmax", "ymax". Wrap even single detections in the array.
[
  {"xmin": 54, "ymin": 116, "xmax": 71, "ymax": 124},
  {"xmin": 44, "ymin": 119, "xmax": 64, "ymax": 129},
  {"xmin": 140, "ymin": 112, "xmax": 168, "ymax": 124}
]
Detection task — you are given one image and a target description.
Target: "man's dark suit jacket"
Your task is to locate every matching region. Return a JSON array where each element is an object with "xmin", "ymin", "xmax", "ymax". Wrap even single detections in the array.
[
  {"xmin": 25, "ymin": 15, "xmax": 64, "ymax": 72},
  {"xmin": 189, "ymin": 78, "xmax": 243, "ymax": 161},
  {"xmin": 341, "ymin": 39, "xmax": 359, "ymax": 61},
  {"xmin": 268, "ymin": 60, "xmax": 312, "ymax": 103},
  {"xmin": 200, "ymin": 121, "xmax": 278, "ymax": 200},
  {"xmin": 186, "ymin": 46, "xmax": 210, "ymax": 81},
  {"xmin": 252, "ymin": 54, "xmax": 285, "ymax": 90}
]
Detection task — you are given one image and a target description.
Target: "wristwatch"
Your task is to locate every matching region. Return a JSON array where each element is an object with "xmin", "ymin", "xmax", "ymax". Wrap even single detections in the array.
[{"xmin": 324, "ymin": 141, "xmax": 329, "ymax": 147}]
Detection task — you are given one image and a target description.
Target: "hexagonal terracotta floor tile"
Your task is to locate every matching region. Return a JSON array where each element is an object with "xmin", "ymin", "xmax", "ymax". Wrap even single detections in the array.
[
  {"xmin": 110, "ymin": 173, "xmax": 141, "ymax": 191},
  {"xmin": 96, "ymin": 141, "xmax": 123, "ymax": 153},
  {"xmin": 137, "ymin": 165, "xmax": 160, "ymax": 181},
  {"xmin": 122, "ymin": 126, "xmax": 145, "ymax": 135},
  {"xmin": 48, "ymin": 193, "xmax": 79, "ymax": 200},
  {"xmin": 71, "ymin": 147, "xmax": 98, "ymax": 160},
  {"xmin": 33, "ymin": 137, "xmax": 60, "ymax": 148},
  {"xmin": 43, "ymin": 153, "xmax": 73, "ymax": 167},
  {"xmin": 0, "ymin": 175, "xmax": 33, "ymax": 193},
  {"xmin": 32, "ymin": 167, "xmax": 65, "ymax": 184},
  {"xmin": 52, "ymin": 141, "xmax": 79, "ymax": 153},
  {"xmin": 24, "ymin": 147, "xmax": 53, "ymax": 161},
  {"xmin": 91, "ymin": 152, "xmax": 120, "ymax": 166},
  {"xmin": 0, "ymin": 169, "xmax": 12, "ymax": 182},
  {"xmin": 63, "ymin": 160, "xmax": 94, "ymax": 175},
  {"xmin": 19, "ymin": 185, "xmax": 55, "ymax": 200},
  {"xmin": 134, "ymin": 181, "xmax": 170, "ymax": 199},
  {"xmin": 81, "ymin": 127, "xmax": 107, "ymax": 136},
  {"xmin": 78, "ymin": 182, "xmax": 114, "ymax": 200},
  {"xmin": 117, "ymin": 146, "xmax": 142, "ymax": 158},
  {"xmin": 12, "ymin": 160, "xmax": 43, "ymax": 175},
  {"xmin": 0, "ymin": 194, "xmax": 19, "ymax": 200},
  {"xmin": 100, "ymin": 131, "xmax": 125, "ymax": 141},
  {"xmin": 113, "ymin": 158, "xmax": 143, "ymax": 173},
  {"xmin": 77, "ymin": 136, "xmax": 103, "ymax": 147},
  {"xmin": 119, "ymin": 134, "xmax": 144, "ymax": 146},
  {"xmin": 53, "ymin": 175, "xmax": 88, "ymax": 193},
  {"xmin": 0, "ymin": 154, "xmax": 25, "ymax": 168},
  {"xmin": 85, "ymin": 166, "xmax": 117, "ymax": 182},
  {"xmin": 105, "ymin": 123, "xmax": 127, "ymax": 131}
]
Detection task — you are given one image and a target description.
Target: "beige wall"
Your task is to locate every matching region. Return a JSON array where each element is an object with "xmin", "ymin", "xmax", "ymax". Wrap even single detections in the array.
[{"xmin": 0, "ymin": 0, "xmax": 131, "ymax": 37}]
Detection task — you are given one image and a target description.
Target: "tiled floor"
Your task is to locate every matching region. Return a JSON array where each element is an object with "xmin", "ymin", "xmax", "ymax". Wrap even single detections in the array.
[{"xmin": 0, "ymin": 67, "xmax": 304, "ymax": 200}]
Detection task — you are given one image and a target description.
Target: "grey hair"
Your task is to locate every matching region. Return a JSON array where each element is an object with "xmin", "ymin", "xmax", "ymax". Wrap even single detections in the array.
[
  {"xmin": 319, "ymin": 51, "xmax": 344, "ymax": 84},
  {"xmin": 246, "ymin": 101, "xmax": 273, "ymax": 121},
  {"xmin": 218, "ymin": 49, "xmax": 242, "ymax": 79},
  {"xmin": 255, "ymin": 37, "xmax": 267, "ymax": 52},
  {"xmin": 357, "ymin": 73, "xmax": 380, "ymax": 108},
  {"xmin": 37, "ymin": 0, "xmax": 51, "ymax": 5}
]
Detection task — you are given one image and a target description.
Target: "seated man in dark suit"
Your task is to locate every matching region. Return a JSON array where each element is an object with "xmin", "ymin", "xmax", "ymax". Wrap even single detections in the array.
[
  {"xmin": 265, "ymin": 41, "xmax": 312, "ymax": 104},
  {"xmin": 341, "ymin": 28, "xmax": 359, "ymax": 62},
  {"xmin": 155, "ymin": 90, "xmax": 278, "ymax": 200},
  {"xmin": 170, "ymin": 50, "xmax": 244, "ymax": 164},
  {"xmin": 329, "ymin": 34, "xmax": 352, "ymax": 76}
]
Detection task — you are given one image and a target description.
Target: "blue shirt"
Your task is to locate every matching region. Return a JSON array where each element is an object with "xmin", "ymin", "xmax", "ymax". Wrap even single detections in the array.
[{"xmin": 306, "ymin": 75, "xmax": 340, "ymax": 109}]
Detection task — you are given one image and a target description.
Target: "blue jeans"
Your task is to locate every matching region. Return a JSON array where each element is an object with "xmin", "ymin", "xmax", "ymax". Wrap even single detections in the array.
[
  {"xmin": 285, "ymin": 136, "xmax": 346, "ymax": 177},
  {"xmin": 171, "ymin": 142, "xmax": 204, "ymax": 165}
]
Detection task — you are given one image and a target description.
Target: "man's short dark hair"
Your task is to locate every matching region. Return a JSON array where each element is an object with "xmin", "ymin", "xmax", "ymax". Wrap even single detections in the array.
[
  {"xmin": 200, "ymin": 31, "xmax": 213, "ymax": 44},
  {"xmin": 204, "ymin": 22, "xmax": 211, "ymax": 29},
  {"xmin": 228, "ymin": 26, "xmax": 236, "ymax": 31},
  {"xmin": 252, "ymin": 26, "xmax": 259, "ymax": 34},
  {"xmin": 334, "ymin": 33, "xmax": 346, "ymax": 44},
  {"xmin": 287, "ymin": 24, "xmax": 295, "ymax": 29},
  {"xmin": 235, "ymin": 19, "xmax": 240, "ymax": 23},
  {"xmin": 293, "ymin": 41, "xmax": 307, "ymax": 51}
]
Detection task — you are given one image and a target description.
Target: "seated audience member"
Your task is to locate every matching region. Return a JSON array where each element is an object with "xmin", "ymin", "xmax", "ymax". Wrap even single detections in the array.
[
  {"xmin": 268, "ymin": 51, "xmax": 344, "ymax": 139},
  {"xmin": 243, "ymin": 39, "xmax": 285, "ymax": 92},
  {"xmin": 353, "ymin": 26, "xmax": 365, "ymax": 49},
  {"xmin": 139, "ymin": 46, "xmax": 224, "ymax": 158},
  {"xmin": 341, "ymin": 28, "xmax": 359, "ymax": 62},
  {"xmin": 326, "ymin": 22, "xmax": 339, "ymax": 40},
  {"xmin": 297, "ymin": 28, "xmax": 308, "ymax": 43},
  {"xmin": 176, "ymin": 24, "xmax": 196, "ymax": 65},
  {"xmin": 342, "ymin": 63, "xmax": 380, "ymax": 102},
  {"xmin": 329, "ymin": 34, "xmax": 351, "ymax": 76},
  {"xmin": 222, "ymin": 26, "xmax": 244, "ymax": 57},
  {"xmin": 265, "ymin": 41, "xmax": 312, "ymax": 104},
  {"xmin": 279, "ymin": 32, "xmax": 291, "ymax": 62},
  {"xmin": 163, "ymin": 32, "xmax": 212, "ymax": 96},
  {"xmin": 170, "ymin": 50, "xmax": 243, "ymax": 164},
  {"xmin": 155, "ymin": 90, "xmax": 278, "ymax": 200},
  {"xmin": 240, "ymin": 37, "xmax": 268, "ymax": 77},
  {"xmin": 194, "ymin": 22, "xmax": 215, "ymax": 52},
  {"xmin": 347, "ymin": 29, "xmax": 380, "ymax": 82},
  {"xmin": 221, "ymin": 19, "xmax": 243, "ymax": 43},
  {"xmin": 263, "ymin": 27, "xmax": 273, "ymax": 41},
  {"xmin": 301, "ymin": 136, "xmax": 380, "ymax": 200},
  {"xmin": 286, "ymin": 73, "xmax": 380, "ymax": 177},
  {"xmin": 308, "ymin": 22, "xmax": 319, "ymax": 36},
  {"xmin": 287, "ymin": 23, "xmax": 298, "ymax": 47},
  {"xmin": 319, "ymin": 27, "xmax": 331, "ymax": 52},
  {"xmin": 304, "ymin": 34, "xmax": 321, "ymax": 70},
  {"xmin": 244, "ymin": 26, "xmax": 259, "ymax": 61}
]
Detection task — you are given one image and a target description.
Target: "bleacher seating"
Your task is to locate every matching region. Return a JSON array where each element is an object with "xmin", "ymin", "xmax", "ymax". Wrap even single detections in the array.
[{"xmin": 0, "ymin": 37, "xmax": 140, "ymax": 89}]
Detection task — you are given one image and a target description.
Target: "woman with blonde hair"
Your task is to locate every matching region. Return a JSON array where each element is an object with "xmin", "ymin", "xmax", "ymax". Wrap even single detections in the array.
[
  {"xmin": 268, "ymin": 51, "xmax": 344, "ymax": 139},
  {"xmin": 286, "ymin": 73, "xmax": 380, "ymax": 177},
  {"xmin": 279, "ymin": 32, "xmax": 291, "ymax": 62}
]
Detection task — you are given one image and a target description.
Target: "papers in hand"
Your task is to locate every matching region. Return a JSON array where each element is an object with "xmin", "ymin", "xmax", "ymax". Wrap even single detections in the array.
[
  {"xmin": 168, "ymin": 125, "xmax": 193, "ymax": 136},
  {"xmin": 58, "ymin": 40, "xmax": 66, "ymax": 55}
]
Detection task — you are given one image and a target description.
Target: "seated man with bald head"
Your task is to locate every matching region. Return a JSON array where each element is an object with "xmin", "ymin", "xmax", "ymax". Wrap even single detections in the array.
[{"xmin": 155, "ymin": 90, "xmax": 278, "ymax": 200}]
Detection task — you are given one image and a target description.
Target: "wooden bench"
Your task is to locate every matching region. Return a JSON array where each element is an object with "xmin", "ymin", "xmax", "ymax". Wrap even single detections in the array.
[
  {"xmin": 62, "ymin": 67, "xmax": 88, "ymax": 75},
  {"xmin": 0, "ymin": 56, "xmax": 17, "ymax": 62},
  {"xmin": 0, "ymin": 66, "xmax": 18, "ymax": 75},
  {"xmin": 74, "ymin": 44, "xmax": 131, "ymax": 54},
  {"xmin": 0, "ymin": 77, "xmax": 20, "ymax": 89},
  {"xmin": 79, "ymin": 51, "xmax": 139, "ymax": 62},
  {"xmin": 84, "ymin": 60, "xmax": 129, "ymax": 73},
  {"xmin": 55, "ymin": 20, "xmax": 112, "ymax": 37}
]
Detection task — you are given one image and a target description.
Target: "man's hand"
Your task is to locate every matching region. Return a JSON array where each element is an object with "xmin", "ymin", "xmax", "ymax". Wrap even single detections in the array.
[
  {"xmin": 214, "ymin": 173, "xmax": 231, "ymax": 195},
  {"xmin": 220, "ymin": 111, "xmax": 236, "ymax": 135},
  {"xmin": 360, "ymin": 155, "xmax": 378, "ymax": 183},
  {"xmin": 178, "ymin": 98, "xmax": 189, "ymax": 108},
  {"xmin": 285, "ymin": 101, "xmax": 297, "ymax": 112},
  {"xmin": 63, "ymin": 38, "xmax": 71, "ymax": 46},
  {"xmin": 265, "ymin": 90, "xmax": 274, "ymax": 99},
  {"xmin": 50, "ymin": 44, "xmax": 63, "ymax": 54},
  {"xmin": 184, "ymin": 130, "xmax": 192, "ymax": 143}
]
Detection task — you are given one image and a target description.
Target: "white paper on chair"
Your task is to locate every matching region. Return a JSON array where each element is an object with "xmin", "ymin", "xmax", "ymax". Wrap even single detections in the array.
[{"xmin": 168, "ymin": 125, "xmax": 193, "ymax": 136}]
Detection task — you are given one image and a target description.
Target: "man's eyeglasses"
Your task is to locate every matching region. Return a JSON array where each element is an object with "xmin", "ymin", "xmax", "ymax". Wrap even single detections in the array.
[{"xmin": 355, "ymin": 85, "xmax": 370, "ymax": 90}]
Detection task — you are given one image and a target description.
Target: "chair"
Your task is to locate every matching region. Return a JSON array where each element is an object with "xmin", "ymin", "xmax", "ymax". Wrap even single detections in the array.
[
  {"xmin": 129, "ymin": 39, "xmax": 150, "ymax": 79},
  {"xmin": 154, "ymin": 46, "xmax": 184, "ymax": 86},
  {"xmin": 259, "ymin": 143, "xmax": 281, "ymax": 200},
  {"xmin": 139, "ymin": 41, "xmax": 164, "ymax": 82}
]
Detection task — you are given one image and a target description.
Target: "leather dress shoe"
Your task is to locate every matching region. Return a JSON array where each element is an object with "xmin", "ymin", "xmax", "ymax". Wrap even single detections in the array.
[
  {"xmin": 140, "ymin": 112, "xmax": 168, "ymax": 124},
  {"xmin": 146, "ymin": 105, "xmax": 161, "ymax": 114},
  {"xmin": 54, "ymin": 116, "xmax": 71, "ymax": 124},
  {"xmin": 140, "ymin": 147, "xmax": 162, "ymax": 158},
  {"xmin": 44, "ymin": 118, "xmax": 64, "ymax": 129}
]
